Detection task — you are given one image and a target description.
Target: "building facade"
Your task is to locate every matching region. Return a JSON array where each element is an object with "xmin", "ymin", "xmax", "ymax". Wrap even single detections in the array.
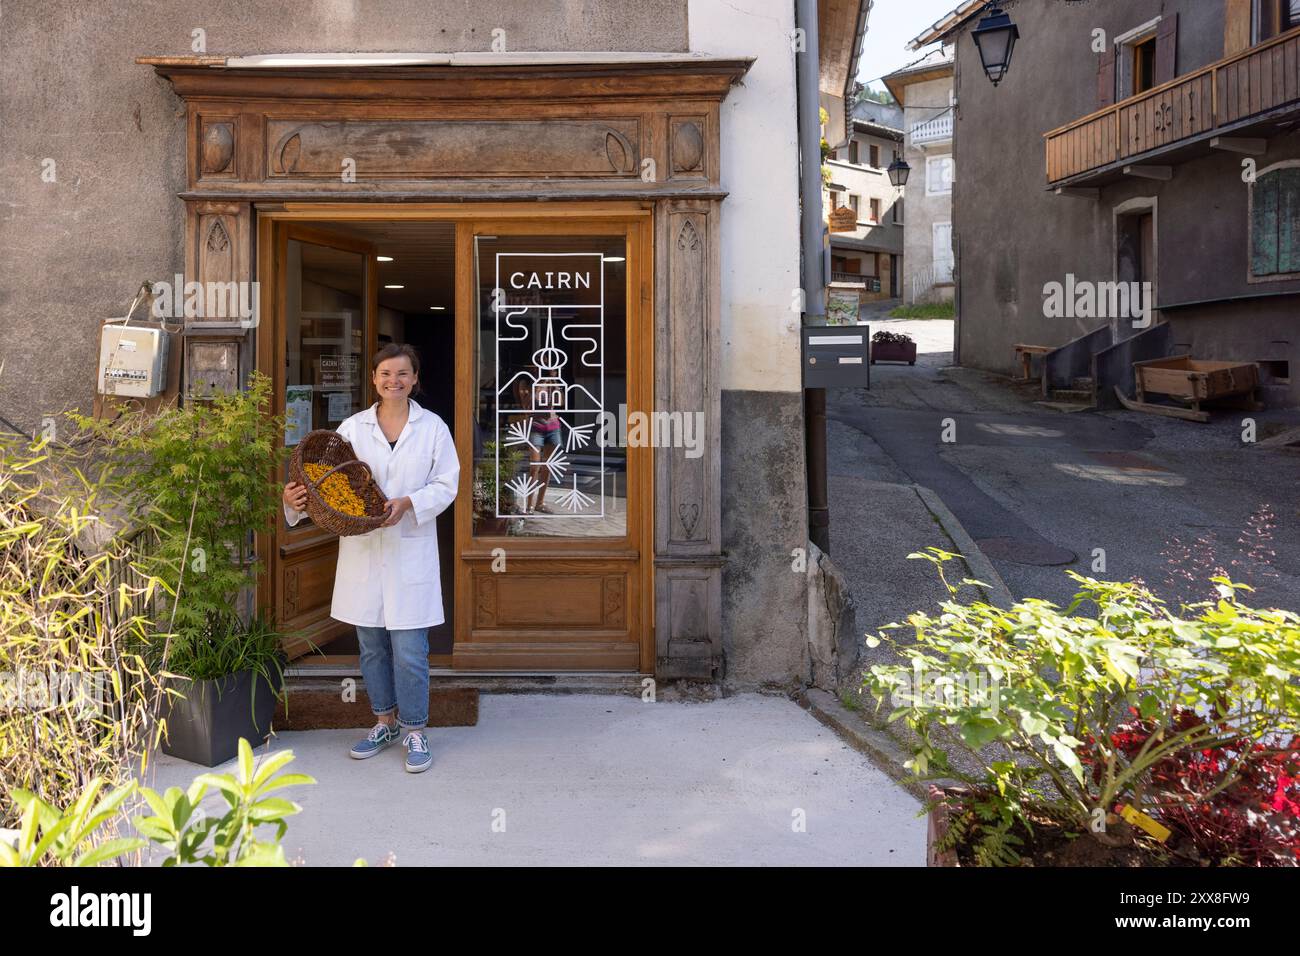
[
  {"xmin": 919, "ymin": 0, "xmax": 1300, "ymax": 404},
  {"xmin": 0, "ymin": 0, "xmax": 871, "ymax": 690},
  {"xmin": 884, "ymin": 52, "xmax": 955, "ymax": 306},
  {"xmin": 826, "ymin": 101, "xmax": 905, "ymax": 301}
]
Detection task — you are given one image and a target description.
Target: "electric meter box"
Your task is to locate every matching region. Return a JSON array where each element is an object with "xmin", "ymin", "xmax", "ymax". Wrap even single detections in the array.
[{"xmin": 97, "ymin": 325, "xmax": 169, "ymax": 398}]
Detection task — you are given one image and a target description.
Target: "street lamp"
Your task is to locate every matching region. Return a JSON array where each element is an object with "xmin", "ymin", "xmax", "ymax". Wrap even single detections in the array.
[
  {"xmin": 887, "ymin": 157, "xmax": 911, "ymax": 188},
  {"xmin": 972, "ymin": 3, "xmax": 1020, "ymax": 87}
]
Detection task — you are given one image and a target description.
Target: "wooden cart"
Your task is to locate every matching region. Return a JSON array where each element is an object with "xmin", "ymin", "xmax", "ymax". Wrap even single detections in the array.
[{"xmin": 1116, "ymin": 356, "xmax": 1261, "ymax": 423}]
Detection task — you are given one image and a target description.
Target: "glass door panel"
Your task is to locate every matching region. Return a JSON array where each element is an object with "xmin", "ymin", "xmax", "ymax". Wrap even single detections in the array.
[
  {"xmin": 472, "ymin": 234, "xmax": 628, "ymax": 539},
  {"xmin": 282, "ymin": 237, "xmax": 368, "ymax": 530}
]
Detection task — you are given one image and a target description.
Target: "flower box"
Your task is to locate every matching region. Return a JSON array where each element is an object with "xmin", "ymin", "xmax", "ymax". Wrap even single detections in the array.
[{"xmin": 871, "ymin": 333, "xmax": 917, "ymax": 365}]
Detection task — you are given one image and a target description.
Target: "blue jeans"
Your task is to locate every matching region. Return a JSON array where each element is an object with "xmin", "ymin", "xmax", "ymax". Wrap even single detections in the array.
[
  {"xmin": 528, "ymin": 426, "xmax": 561, "ymax": 453},
  {"xmin": 354, "ymin": 626, "xmax": 430, "ymax": 731}
]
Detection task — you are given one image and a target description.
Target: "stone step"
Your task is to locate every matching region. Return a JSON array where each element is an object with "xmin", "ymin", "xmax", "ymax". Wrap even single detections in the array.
[{"xmin": 273, "ymin": 680, "xmax": 479, "ymax": 729}]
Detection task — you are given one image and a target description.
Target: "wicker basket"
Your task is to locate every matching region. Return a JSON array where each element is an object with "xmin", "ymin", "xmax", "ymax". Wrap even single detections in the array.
[{"xmin": 289, "ymin": 430, "xmax": 388, "ymax": 536}]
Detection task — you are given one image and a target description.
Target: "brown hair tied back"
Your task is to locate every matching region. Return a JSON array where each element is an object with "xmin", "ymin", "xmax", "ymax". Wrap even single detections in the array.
[
  {"xmin": 372, "ymin": 342, "xmax": 422, "ymax": 396},
  {"xmin": 373, "ymin": 342, "xmax": 420, "ymax": 377}
]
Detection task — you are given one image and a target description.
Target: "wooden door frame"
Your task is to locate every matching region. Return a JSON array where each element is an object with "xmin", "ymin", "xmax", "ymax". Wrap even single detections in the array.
[
  {"xmin": 256, "ymin": 202, "xmax": 655, "ymax": 673},
  {"xmin": 256, "ymin": 220, "xmax": 377, "ymax": 659}
]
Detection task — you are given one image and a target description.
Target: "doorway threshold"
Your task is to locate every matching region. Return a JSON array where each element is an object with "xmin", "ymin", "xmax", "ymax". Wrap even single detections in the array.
[{"xmin": 284, "ymin": 666, "xmax": 651, "ymax": 694}]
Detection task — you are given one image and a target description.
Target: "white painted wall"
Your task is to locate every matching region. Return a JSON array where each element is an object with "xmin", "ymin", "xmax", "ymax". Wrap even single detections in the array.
[
  {"xmin": 901, "ymin": 74, "xmax": 956, "ymax": 303},
  {"xmin": 689, "ymin": 0, "xmax": 803, "ymax": 393}
]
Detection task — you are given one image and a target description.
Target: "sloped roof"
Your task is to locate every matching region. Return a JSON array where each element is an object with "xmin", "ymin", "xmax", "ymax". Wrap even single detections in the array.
[
  {"xmin": 881, "ymin": 48, "xmax": 954, "ymax": 104},
  {"xmin": 907, "ymin": 0, "xmax": 986, "ymax": 50},
  {"xmin": 852, "ymin": 98, "xmax": 904, "ymax": 133},
  {"xmin": 819, "ymin": 0, "xmax": 872, "ymax": 101}
]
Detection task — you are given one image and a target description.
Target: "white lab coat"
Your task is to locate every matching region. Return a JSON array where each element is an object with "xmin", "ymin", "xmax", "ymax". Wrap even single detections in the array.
[{"xmin": 284, "ymin": 399, "xmax": 460, "ymax": 630}]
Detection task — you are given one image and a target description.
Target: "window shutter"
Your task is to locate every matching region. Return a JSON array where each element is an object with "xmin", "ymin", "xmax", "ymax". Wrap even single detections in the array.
[
  {"xmin": 1097, "ymin": 48, "xmax": 1116, "ymax": 108},
  {"xmin": 1252, "ymin": 172, "xmax": 1281, "ymax": 276},
  {"xmin": 1154, "ymin": 13, "xmax": 1178, "ymax": 86},
  {"xmin": 1224, "ymin": 0, "xmax": 1252, "ymax": 55},
  {"xmin": 1280, "ymin": 168, "xmax": 1300, "ymax": 274}
]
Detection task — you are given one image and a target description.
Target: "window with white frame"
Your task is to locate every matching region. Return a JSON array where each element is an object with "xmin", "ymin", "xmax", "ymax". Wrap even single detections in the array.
[
  {"xmin": 933, "ymin": 222, "xmax": 954, "ymax": 283},
  {"xmin": 926, "ymin": 155, "xmax": 954, "ymax": 195},
  {"xmin": 1114, "ymin": 18, "xmax": 1162, "ymax": 99}
]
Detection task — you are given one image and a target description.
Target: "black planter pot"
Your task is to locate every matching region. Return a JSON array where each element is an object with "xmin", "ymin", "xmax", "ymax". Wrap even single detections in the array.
[{"xmin": 160, "ymin": 667, "xmax": 282, "ymax": 767}]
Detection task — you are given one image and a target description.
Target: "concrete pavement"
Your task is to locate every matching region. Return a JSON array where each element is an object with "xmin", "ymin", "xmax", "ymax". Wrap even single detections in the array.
[{"xmin": 139, "ymin": 693, "xmax": 926, "ymax": 866}]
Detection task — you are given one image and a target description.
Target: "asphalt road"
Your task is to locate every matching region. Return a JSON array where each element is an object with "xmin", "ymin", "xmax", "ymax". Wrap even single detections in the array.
[{"xmin": 829, "ymin": 319, "xmax": 1300, "ymax": 613}]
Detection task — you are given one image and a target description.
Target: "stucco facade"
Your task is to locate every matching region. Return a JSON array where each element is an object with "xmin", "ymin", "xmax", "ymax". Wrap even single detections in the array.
[
  {"xmin": 0, "ymin": 0, "xmax": 819, "ymax": 690},
  {"xmin": 933, "ymin": 0, "xmax": 1300, "ymax": 403},
  {"xmin": 885, "ymin": 57, "xmax": 954, "ymax": 305},
  {"xmin": 826, "ymin": 105, "xmax": 904, "ymax": 301}
]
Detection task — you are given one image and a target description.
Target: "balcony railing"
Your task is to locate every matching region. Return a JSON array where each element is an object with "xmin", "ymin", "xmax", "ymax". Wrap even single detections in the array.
[
  {"xmin": 910, "ymin": 114, "xmax": 953, "ymax": 146},
  {"xmin": 831, "ymin": 272, "xmax": 882, "ymax": 292},
  {"xmin": 1045, "ymin": 27, "xmax": 1300, "ymax": 185}
]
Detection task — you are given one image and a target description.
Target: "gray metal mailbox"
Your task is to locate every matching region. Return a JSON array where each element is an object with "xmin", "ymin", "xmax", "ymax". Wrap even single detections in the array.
[{"xmin": 802, "ymin": 323, "xmax": 870, "ymax": 388}]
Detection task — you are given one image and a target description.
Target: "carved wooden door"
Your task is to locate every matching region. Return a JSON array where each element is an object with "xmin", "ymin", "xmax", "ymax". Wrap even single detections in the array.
[
  {"xmin": 267, "ymin": 224, "xmax": 378, "ymax": 658},
  {"xmin": 453, "ymin": 217, "xmax": 652, "ymax": 669}
]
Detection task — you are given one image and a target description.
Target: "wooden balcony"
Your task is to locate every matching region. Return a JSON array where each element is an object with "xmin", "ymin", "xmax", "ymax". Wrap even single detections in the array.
[
  {"xmin": 1045, "ymin": 27, "xmax": 1300, "ymax": 186},
  {"xmin": 831, "ymin": 272, "xmax": 882, "ymax": 292}
]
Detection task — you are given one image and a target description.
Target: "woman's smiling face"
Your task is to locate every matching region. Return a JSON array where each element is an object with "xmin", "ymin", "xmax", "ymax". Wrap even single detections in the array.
[{"xmin": 374, "ymin": 355, "xmax": 416, "ymax": 402}]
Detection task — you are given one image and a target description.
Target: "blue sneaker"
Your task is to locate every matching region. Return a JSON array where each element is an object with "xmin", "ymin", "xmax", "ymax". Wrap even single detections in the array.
[
  {"xmin": 403, "ymin": 731, "xmax": 432, "ymax": 773},
  {"xmin": 350, "ymin": 721, "xmax": 400, "ymax": 759}
]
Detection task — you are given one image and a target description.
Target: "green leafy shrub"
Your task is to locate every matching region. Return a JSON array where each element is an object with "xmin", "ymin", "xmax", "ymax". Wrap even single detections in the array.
[
  {"xmin": 0, "ymin": 429, "xmax": 170, "ymax": 830},
  {"xmin": 1, "ymin": 779, "xmax": 146, "ymax": 867},
  {"xmin": 473, "ymin": 439, "xmax": 525, "ymax": 521},
  {"xmin": 864, "ymin": 549, "xmax": 1300, "ymax": 860},
  {"xmin": 133, "ymin": 738, "xmax": 314, "ymax": 866},
  {"xmin": 3, "ymin": 372, "xmax": 290, "ymax": 839},
  {"xmin": 73, "ymin": 372, "xmax": 290, "ymax": 681},
  {"xmin": 1, "ymin": 739, "xmax": 314, "ymax": 867}
]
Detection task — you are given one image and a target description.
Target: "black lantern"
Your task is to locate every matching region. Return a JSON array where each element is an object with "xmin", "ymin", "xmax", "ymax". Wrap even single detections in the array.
[
  {"xmin": 887, "ymin": 157, "xmax": 911, "ymax": 188},
  {"xmin": 972, "ymin": 3, "xmax": 1019, "ymax": 86}
]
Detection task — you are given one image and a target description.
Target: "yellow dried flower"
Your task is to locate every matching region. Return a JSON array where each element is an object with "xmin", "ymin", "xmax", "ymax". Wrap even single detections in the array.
[{"xmin": 304, "ymin": 462, "xmax": 367, "ymax": 517}]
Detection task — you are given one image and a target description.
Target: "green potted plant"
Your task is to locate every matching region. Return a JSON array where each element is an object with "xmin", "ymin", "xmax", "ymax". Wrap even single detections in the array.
[
  {"xmin": 158, "ymin": 611, "xmax": 286, "ymax": 767},
  {"xmin": 863, "ymin": 548, "xmax": 1300, "ymax": 867},
  {"xmin": 473, "ymin": 439, "xmax": 526, "ymax": 535},
  {"xmin": 77, "ymin": 372, "xmax": 291, "ymax": 766}
]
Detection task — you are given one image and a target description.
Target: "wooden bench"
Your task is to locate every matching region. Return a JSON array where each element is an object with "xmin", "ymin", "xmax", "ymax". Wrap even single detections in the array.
[{"xmin": 1013, "ymin": 344, "xmax": 1052, "ymax": 382}]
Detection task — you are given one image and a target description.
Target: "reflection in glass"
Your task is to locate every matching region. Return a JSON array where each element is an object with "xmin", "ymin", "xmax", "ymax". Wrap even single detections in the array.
[{"xmin": 283, "ymin": 239, "xmax": 366, "ymax": 530}]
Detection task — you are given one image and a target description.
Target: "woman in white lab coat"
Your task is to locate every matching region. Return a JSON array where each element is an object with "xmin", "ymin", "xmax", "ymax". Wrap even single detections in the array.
[{"xmin": 282, "ymin": 343, "xmax": 459, "ymax": 773}]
